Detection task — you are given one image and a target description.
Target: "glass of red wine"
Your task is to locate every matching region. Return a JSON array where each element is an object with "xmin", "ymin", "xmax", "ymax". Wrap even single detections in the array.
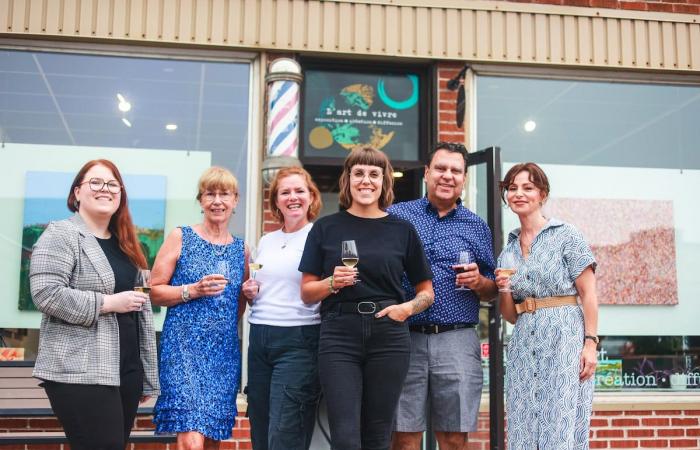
[{"xmin": 455, "ymin": 250, "xmax": 473, "ymax": 291}]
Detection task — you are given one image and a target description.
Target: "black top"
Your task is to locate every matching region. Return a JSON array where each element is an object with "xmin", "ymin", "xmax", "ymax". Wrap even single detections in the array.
[
  {"xmin": 96, "ymin": 235, "xmax": 143, "ymax": 376},
  {"xmin": 299, "ymin": 210, "xmax": 432, "ymax": 315}
]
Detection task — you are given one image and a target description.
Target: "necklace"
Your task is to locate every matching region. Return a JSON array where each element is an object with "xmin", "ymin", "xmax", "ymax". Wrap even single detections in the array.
[
  {"xmin": 201, "ymin": 225, "xmax": 229, "ymax": 257},
  {"xmin": 280, "ymin": 225, "xmax": 306, "ymax": 249}
]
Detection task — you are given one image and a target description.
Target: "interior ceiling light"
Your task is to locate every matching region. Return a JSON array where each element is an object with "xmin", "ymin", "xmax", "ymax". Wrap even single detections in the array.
[
  {"xmin": 392, "ymin": 171, "xmax": 404, "ymax": 178},
  {"xmin": 116, "ymin": 93, "xmax": 132, "ymax": 112},
  {"xmin": 524, "ymin": 120, "xmax": 537, "ymax": 133},
  {"xmin": 165, "ymin": 123, "xmax": 178, "ymax": 131},
  {"xmin": 121, "ymin": 118, "xmax": 132, "ymax": 128}
]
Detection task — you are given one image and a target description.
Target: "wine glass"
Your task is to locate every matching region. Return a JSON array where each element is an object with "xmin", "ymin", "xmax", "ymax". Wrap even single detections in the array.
[
  {"xmin": 454, "ymin": 250, "xmax": 473, "ymax": 291},
  {"xmin": 497, "ymin": 252, "xmax": 518, "ymax": 293},
  {"xmin": 247, "ymin": 246, "xmax": 262, "ymax": 280},
  {"xmin": 341, "ymin": 240, "xmax": 360, "ymax": 282},
  {"xmin": 134, "ymin": 269, "xmax": 151, "ymax": 311}
]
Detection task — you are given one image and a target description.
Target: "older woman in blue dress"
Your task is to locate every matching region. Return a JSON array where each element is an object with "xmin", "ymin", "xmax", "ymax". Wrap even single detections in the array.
[
  {"xmin": 151, "ymin": 167, "xmax": 249, "ymax": 450},
  {"xmin": 495, "ymin": 162, "xmax": 599, "ymax": 450}
]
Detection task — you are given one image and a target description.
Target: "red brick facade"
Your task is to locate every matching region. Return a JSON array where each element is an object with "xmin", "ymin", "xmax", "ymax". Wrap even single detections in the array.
[
  {"xmin": 3, "ymin": 409, "xmax": 699, "ymax": 449},
  {"xmin": 503, "ymin": 0, "xmax": 700, "ymax": 14}
]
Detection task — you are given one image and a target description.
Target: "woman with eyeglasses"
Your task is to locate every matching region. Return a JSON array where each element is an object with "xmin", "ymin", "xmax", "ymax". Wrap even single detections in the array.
[
  {"xmin": 299, "ymin": 146, "xmax": 434, "ymax": 450},
  {"xmin": 151, "ymin": 166, "xmax": 249, "ymax": 450},
  {"xmin": 29, "ymin": 159, "xmax": 159, "ymax": 450}
]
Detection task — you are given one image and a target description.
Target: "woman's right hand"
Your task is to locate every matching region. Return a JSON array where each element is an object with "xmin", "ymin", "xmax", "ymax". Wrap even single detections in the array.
[
  {"xmin": 332, "ymin": 266, "xmax": 357, "ymax": 290},
  {"xmin": 103, "ymin": 291, "xmax": 148, "ymax": 313},
  {"xmin": 241, "ymin": 279, "xmax": 260, "ymax": 303},
  {"xmin": 494, "ymin": 269, "xmax": 512, "ymax": 293},
  {"xmin": 190, "ymin": 274, "xmax": 228, "ymax": 299}
]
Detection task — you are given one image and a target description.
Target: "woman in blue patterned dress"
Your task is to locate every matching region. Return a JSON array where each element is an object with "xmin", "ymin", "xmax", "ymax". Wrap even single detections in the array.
[
  {"xmin": 496, "ymin": 162, "xmax": 599, "ymax": 450},
  {"xmin": 150, "ymin": 167, "xmax": 249, "ymax": 450}
]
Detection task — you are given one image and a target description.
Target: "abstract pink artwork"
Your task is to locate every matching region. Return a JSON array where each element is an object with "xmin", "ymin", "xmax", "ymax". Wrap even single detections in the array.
[{"xmin": 544, "ymin": 198, "xmax": 678, "ymax": 305}]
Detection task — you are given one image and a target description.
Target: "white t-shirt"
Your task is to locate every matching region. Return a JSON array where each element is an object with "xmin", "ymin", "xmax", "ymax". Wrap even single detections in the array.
[{"xmin": 248, "ymin": 222, "xmax": 320, "ymax": 326}]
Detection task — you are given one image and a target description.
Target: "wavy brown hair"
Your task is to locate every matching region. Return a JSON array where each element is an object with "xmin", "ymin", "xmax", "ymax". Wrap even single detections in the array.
[
  {"xmin": 68, "ymin": 159, "xmax": 148, "ymax": 269},
  {"xmin": 338, "ymin": 146, "xmax": 394, "ymax": 210},
  {"xmin": 499, "ymin": 162, "xmax": 550, "ymax": 204},
  {"xmin": 268, "ymin": 166, "xmax": 322, "ymax": 223}
]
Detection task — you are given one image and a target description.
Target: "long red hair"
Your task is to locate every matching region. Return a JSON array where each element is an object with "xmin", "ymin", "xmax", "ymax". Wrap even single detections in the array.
[{"xmin": 67, "ymin": 159, "xmax": 148, "ymax": 269}]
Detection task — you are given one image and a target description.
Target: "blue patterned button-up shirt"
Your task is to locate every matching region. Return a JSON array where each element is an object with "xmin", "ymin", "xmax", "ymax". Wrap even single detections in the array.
[
  {"xmin": 498, "ymin": 218, "xmax": 596, "ymax": 303},
  {"xmin": 388, "ymin": 197, "xmax": 496, "ymax": 325}
]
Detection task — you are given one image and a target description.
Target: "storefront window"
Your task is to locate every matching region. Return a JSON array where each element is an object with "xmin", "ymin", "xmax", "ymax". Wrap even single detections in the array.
[
  {"xmin": 476, "ymin": 75, "xmax": 700, "ymax": 390},
  {"xmin": 0, "ymin": 49, "xmax": 252, "ymax": 360}
]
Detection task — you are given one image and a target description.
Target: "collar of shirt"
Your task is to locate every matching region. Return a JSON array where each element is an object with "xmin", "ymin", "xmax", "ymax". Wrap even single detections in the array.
[{"xmin": 508, "ymin": 217, "xmax": 565, "ymax": 242}]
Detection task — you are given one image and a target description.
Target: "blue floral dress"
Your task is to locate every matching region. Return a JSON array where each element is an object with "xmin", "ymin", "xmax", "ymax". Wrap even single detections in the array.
[
  {"xmin": 154, "ymin": 226, "xmax": 244, "ymax": 440},
  {"xmin": 498, "ymin": 218, "xmax": 596, "ymax": 450}
]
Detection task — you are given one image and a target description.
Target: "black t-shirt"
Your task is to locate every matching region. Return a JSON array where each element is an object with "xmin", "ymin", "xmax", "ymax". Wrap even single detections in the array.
[
  {"xmin": 96, "ymin": 235, "xmax": 142, "ymax": 376},
  {"xmin": 299, "ymin": 210, "xmax": 432, "ymax": 315}
]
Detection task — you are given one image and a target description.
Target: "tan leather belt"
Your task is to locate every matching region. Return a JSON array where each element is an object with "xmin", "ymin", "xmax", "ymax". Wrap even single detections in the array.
[{"xmin": 515, "ymin": 295, "xmax": 578, "ymax": 315}]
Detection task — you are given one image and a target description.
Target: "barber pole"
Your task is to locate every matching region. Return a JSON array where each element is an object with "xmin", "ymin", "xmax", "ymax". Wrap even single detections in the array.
[{"xmin": 266, "ymin": 59, "xmax": 302, "ymax": 158}]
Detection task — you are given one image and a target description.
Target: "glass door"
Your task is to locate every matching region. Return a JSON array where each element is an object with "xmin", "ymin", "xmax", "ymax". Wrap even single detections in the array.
[{"xmin": 467, "ymin": 146, "xmax": 505, "ymax": 450}]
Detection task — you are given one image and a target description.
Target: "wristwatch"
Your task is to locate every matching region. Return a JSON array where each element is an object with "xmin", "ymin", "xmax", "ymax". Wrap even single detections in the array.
[
  {"xmin": 181, "ymin": 284, "xmax": 191, "ymax": 303},
  {"xmin": 584, "ymin": 335, "xmax": 599, "ymax": 345}
]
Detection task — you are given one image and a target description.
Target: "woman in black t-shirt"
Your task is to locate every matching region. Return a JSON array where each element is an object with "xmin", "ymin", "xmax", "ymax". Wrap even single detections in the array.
[{"xmin": 299, "ymin": 146, "xmax": 434, "ymax": 450}]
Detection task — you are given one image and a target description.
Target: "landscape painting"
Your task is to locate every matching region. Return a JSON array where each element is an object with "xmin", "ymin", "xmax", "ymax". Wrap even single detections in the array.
[
  {"xmin": 19, "ymin": 171, "xmax": 167, "ymax": 311},
  {"xmin": 544, "ymin": 198, "xmax": 678, "ymax": 305}
]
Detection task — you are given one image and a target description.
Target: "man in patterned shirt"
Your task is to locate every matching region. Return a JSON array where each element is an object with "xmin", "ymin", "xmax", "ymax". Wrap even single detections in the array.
[{"xmin": 389, "ymin": 142, "xmax": 497, "ymax": 450}]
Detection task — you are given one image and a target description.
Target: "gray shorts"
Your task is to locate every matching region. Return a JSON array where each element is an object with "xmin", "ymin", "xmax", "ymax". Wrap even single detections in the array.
[{"xmin": 394, "ymin": 327, "xmax": 483, "ymax": 433}]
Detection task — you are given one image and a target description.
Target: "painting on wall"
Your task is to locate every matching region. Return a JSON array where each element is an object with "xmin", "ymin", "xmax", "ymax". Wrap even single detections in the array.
[
  {"xmin": 544, "ymin": 198, "xmax": 678, "ymax": 305},
  {"xmin": 19, "ymin": 171, "xmax": 167, "ymax": 311}
]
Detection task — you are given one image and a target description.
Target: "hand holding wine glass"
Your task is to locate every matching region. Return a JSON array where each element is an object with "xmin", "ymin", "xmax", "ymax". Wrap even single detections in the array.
[
  {"xmin": 496, "ymin": 252, "xmax": 518, "ymax": 293},
  {"xmin": 341, "ymin": 240, "xmax": 360, "ymax": 283},
  {"xmin": 133, "ymin": 269, "xmax": 151, "ymax": 311},
  {"xmin": 453, "ymin": 250, "xmax": 474, "ymax": 291}
]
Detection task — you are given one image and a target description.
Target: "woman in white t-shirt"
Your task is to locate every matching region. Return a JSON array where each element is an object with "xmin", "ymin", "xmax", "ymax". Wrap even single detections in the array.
[{"xmin": 241, "ymin": 166, "xmax": 323, "ymax": 450}]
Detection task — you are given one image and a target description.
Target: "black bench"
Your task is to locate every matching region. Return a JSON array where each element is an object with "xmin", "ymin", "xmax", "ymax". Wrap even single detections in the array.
[{"xmin": 0, "ymin": 361, "xmax": 175, "ymax": 445}]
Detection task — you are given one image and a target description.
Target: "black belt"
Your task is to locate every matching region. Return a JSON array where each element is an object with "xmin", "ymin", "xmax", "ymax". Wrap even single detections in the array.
[
  {"xmin": 337, "ymin": 300, "xmax": 397, "ymax": 315},
  {"xmin": 409, "ymin": 323, "xmax": 476, "ymax": 334}
]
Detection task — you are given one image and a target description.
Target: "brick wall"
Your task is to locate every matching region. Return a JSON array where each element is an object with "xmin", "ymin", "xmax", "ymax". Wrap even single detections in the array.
[
  {"xmin": 460, "ymin": 409, "xmax": 700, "ymax": 449},
  {"xmin": 437, "ymin": 62, "xmax": 468, "ymax": 146},
  {"xmin": 0, "ymin": 414, "xmax": 252, "ymax": 450},
  {"xmin": 503, "ymin": 0, "xmax": 700, "ymax": 14}
]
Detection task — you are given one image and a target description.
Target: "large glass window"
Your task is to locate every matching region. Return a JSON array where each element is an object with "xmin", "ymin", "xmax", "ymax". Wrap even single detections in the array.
[
  {"xmin": 476, "ymin": 75, "xmax": 700, "ymax": 390},
  {"xmin": 0, "ymin": 48, "xmax": 252, "ymax": 359}
]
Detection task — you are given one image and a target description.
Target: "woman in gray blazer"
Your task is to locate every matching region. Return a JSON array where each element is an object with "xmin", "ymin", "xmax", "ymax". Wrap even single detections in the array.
[{"xmin": 29, "ymin": 159, "xmax": 159, "ymax": 450}]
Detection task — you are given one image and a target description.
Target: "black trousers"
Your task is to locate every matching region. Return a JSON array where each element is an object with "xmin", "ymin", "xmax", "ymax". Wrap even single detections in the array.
[
  {"xmin": 43, "ymin": 370, "xmax": 143, "ymax": 450},
  {"xmin": 318, "ymin": 310, "xmax": 411, "ymax": 450}
]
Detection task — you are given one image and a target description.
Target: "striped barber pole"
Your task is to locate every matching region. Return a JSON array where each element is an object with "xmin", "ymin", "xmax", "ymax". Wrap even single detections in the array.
[{"xmin": 267, "ymin": 79, "xmax": 300, "ymax": 158}]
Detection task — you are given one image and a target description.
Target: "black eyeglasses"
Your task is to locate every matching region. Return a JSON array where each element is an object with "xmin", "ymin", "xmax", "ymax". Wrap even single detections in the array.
[
  {"xmin": 435, "ymin": 141, "xmax": 467, "ymax": 152},
  {"xmin": 79, "ymin": 178, "xmax": 122, "ymax": 194}
]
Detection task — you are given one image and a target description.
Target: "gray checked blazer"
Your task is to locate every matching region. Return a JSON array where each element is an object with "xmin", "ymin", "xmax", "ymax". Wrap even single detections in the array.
[{"xmin": 29, "ymin": 214, "xmax": 160, "ymax": 395}]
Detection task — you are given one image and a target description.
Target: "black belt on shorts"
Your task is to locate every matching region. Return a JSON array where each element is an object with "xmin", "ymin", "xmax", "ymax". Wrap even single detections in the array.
[
  {"xmin": 337, "ymin": 300, "xmax": 397, "ymax": 315},
  {"xmin": 409, "ymin": 323, "xmax": 476, "ymax": 334}
]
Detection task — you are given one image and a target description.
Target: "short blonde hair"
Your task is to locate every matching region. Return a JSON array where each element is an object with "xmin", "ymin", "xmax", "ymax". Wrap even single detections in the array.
[
  {"xmin": 268, "ymin": 167, "xmax": 323, "ymax": 223},
  {"xmin": 196, "ymin": 166, "xmax": 239, "ymax": 201},
  {"xmin": 338, "ymin": 146, "xmax": 394, "ymax": 210}
]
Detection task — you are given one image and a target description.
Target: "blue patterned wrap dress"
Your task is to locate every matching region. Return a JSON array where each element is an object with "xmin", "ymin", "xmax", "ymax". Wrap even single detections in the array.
[
  {"xmin": 154, "ymin": 226, "xmax": 244, "ymax": 440},
  {"xmin": 498, "ymin": 218, "xmax": 596, "ymax": 450}
]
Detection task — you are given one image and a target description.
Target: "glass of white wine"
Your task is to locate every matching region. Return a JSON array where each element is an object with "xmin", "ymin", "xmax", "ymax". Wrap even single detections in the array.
[
  {"xmin": 248, "ymin": 246, "xmax": 263, "ymax": 280},
  {"xmin": 341, "ymin": 240, "xmax": 360, "ymax": 282},
  {"xmin": 454, "ymin": 250, "xmax": 473, "ymax": 291},
  {"xmin": 497, "ymin": 252, "xmax": 518, "ymax": 293},
  {"xmin": 134, "ymin": 269, "xmax": 151, "ymax": 311}
]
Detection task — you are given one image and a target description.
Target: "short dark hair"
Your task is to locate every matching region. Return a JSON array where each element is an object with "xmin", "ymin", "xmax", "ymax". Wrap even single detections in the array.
[
  {"xmin": 499, "ymin": 162, "xmax": 550, "ymax": 204},
  {"xmin": 338, "ymin": 146, "xmax": 394, "ymax": 210},
  {"xmin": 427, "ymin": 141, "xmax": 469, "ymax": 169}
]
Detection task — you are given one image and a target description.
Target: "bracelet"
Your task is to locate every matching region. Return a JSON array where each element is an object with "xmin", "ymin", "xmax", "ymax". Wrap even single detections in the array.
[{"xmin": 329, "ymin": 275, "xmax": 340, "ymax": 294}]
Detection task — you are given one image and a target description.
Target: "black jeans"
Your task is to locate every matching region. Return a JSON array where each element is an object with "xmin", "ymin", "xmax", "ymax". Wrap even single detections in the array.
[
  {"xmin": 318, "ymin": 308, "xmax": 411, "ymax": 450},
  {"xmin": 42, "ymin": 369, "xmax": 143, "ymax": 450},
  {"xmin": 247, "ymin": 323, "xmax": 321, "ymax": 450}
]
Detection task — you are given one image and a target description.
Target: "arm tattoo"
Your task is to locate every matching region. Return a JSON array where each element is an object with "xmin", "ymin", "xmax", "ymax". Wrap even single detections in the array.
[{"xmin": 408, "ymin": 291, "xmax": 434, "ymax": 315}]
